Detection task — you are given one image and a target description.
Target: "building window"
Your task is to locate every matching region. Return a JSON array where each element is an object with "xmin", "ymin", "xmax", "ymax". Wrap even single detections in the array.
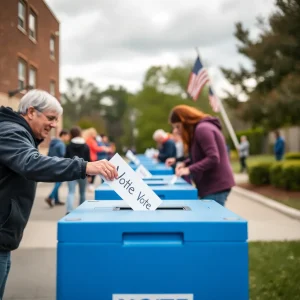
[
  {"xmin": 18, "ymin": 1, "xmax": 26, "ymax": 30},
  {"xmin": 29, "ymin": 67, "xmax": 37, "ymax": 88},
  {"xmin": 29, "ymin": 11, "xmax": 37, "ymax": 41},
  {"xmin": 50, "ymin": 36, "xmax": 55, "ymax": 58},
  {"xmin": 18, "ymin": 59, "xmax": 27, "ymax": 90},
  {"xmin": 50, "ymin": 81, "xmax": 56, "ymax": 96}
]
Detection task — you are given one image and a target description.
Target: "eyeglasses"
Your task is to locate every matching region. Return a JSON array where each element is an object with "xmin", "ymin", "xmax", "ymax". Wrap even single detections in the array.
[{"xmin": 34, "ymin": 107, "xmax": 58, "ymax": 123}]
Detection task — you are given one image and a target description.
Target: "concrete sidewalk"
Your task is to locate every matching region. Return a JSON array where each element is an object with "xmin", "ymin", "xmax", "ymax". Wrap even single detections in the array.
[{"xmin": 4, "ymin": 176, "xmax": 300, "ymax": 299}]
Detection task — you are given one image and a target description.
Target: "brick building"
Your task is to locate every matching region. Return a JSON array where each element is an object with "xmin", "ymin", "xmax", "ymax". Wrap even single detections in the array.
[{"xmin": 0, "ymin": 0, "xmax": 61, "ymax": 147}]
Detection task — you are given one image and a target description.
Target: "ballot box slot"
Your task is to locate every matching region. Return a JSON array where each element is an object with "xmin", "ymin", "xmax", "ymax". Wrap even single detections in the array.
[{"xmin": 113, "ymin": 206, "xmax": 191, "ymax": 211}]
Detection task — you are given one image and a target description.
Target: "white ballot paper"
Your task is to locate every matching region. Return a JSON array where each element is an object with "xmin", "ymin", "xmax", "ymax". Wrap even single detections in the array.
[
  {"xmin": 169, "ymin": 175, "xmax": 178, "ymax": 185},
  {"xmin": 135, "ymin": 164, "xmax": 152, "ymax": 179},
  {"xmin": 107, "ymin": 153, "xmax": 162, "ymax": 210},
  {"xmin": 125, "ymin": 150, "xmax": 140, "ymax": 166}
]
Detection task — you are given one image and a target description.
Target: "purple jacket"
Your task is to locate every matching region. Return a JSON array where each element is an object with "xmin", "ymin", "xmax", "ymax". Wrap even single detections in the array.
[{"xmin": 185, "ymin": 117, "xmax": 235, "ymax": 197}]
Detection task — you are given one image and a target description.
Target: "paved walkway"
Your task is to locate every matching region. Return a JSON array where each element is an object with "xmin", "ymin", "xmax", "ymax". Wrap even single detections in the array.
[{"xmin": 4, "ymin": 175, "xmax": 300, "ymax": 299}]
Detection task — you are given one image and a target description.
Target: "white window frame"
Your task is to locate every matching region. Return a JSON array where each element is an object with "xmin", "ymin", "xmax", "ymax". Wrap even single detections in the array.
[
  {"xmin": 29, "ymin": 67, "xmax": 37, "ymax": 88},
  {"xmin": 29, "ymin": 11, "xmax": 37, "ymax": 41},
  {"xmin": 50, "ymin": 81, "xmax": 56, "ymax": 96},
  {"xmin": 50, "ymin": 36, "xmax": 55, "ymax": 58},
  {"xmin": 18, "ymin": 59, "xmax": 26, "ymax": 90},
  {"xmin": 18, "ymin": 1, "xmax": 26, "ymax": 31}
]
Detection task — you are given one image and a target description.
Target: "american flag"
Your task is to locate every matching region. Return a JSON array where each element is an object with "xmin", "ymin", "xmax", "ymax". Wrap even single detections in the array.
[
  {"xmin": 209, "ymin": 86, "xmax": 220, "ymax": 112},
  {"xmin": 187, "ymin": 56, "xmax": 210, "ymax": 101}
]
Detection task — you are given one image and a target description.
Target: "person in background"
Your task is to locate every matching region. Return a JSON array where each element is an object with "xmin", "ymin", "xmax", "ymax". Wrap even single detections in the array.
[
  {"xmin": 65, "ymin": 126, "xmax": 91, "ymax": 214},
  {"xmin": 169, "ymin": 105, "xmax": 235, "ymax": 206},
  {"xmin": 45, "ymin": 129, "xmax": 70, "ymax": 207},
  {"xmin": 107, "ymin": 142, "xmax": 116, "ymax": 160},
  {"xmin": 0, "ymin": 90, "xmax": 118, "ymax": 299},
  {"xmin": 84, "ymin": 128, "xmax": 110, "ymax": 191},
  {"xmin": 152, "ymin": 129, "xmax": 177, "ymax": 163},
  {"xmin": 239, "ymin": 135, "xmax": 250, "ymax": 173},
  {"xmin": 97, "ymin": 134, "xmax": 109, "ymax": 161},
  {"xmin": 274, "ymin": 130, "xmax": 285, "ymax": 161}
]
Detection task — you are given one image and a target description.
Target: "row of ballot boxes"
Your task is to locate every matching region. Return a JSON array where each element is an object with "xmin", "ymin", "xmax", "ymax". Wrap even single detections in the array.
[{"xmin": 56, "ymin": 154, "xmax": 249, "ymax": 299}]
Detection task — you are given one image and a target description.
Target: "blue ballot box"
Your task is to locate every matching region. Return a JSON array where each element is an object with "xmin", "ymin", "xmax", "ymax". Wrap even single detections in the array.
[
  {"xmin": 143, "ymin": 175, "xmax": 189, "ymax": 185},
  {"xmin": 95, "ymin": 183, "xmax": 198, "ymax": 200},
  {"xmin": 130, "ymin": 164, "xmax": 174, "ymax": 175},
  {"xmin": 57, "ymin": 200, "xmax": 248, "ymax": 300}
]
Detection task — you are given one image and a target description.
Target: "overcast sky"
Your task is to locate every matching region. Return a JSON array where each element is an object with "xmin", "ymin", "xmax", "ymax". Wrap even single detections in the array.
[{"xmin": 45, "ymin": 0, "xmax": 275, "ymax": 96}]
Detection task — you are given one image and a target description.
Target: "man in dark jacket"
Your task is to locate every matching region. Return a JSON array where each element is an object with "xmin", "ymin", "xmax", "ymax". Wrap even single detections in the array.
[
  {"xmin": 152, "ymin": 129, "xmax": 177, "ymax": 163},
  {"xmin": 0, "ymin": 89, "xmax": 118, "ymax": 299},
  {"xmin": 45, "ymin": 129, "xmax": 70, "ymax": 207}
]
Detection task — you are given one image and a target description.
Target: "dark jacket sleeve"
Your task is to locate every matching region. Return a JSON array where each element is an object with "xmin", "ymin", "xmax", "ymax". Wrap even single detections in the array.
[
  {"xmin": 0, "ymin": 128, "xmax": 87, "ymax": 182},
  {"xmin": 85, "ymin": 144, "xmax": 91, "ymax": 162},
  {"xmin": 158, "ymin": 140, "xmax": 177, "ymax": 163},
  {"xmin": 188, "ymin": 125, "xmax": 220, "ymax": 176}
]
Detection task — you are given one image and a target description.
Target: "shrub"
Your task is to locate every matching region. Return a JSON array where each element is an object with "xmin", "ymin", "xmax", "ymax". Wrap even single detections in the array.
[
  {"xmin": 249, "ymin": 162, "xmax": 273, "ymax": 185},
  {"xmin": 282, "ymin": 161, "xmax": 300, "ymax": 191},
  {"xmin": 270, "ymin": 162, "xmax": 285, "ymax": 189},
  {"xmin": 285, "ymin": 152, "xmax": 300, "ymax": 160}
]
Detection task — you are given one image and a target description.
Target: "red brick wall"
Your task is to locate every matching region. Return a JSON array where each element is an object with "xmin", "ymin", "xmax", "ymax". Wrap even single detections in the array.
[
  {"xmin": 0, "ymin": 0, "xmax": 60, "ymax": 96},
  {"xmin": 0, "ymin": 0, "xmax": 60, "ymax": 146}
]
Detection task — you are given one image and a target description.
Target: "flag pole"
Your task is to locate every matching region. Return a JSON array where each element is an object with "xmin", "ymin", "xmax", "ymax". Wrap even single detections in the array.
[{"xmin": 195, "ymin": 47, "xmax": 240, "ymax": 151}]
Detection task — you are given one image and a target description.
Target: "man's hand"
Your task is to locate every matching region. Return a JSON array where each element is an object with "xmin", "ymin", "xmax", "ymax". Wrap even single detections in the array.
[
  {"xmin": 175, "ymin": 167, "xmax": 190, "ymax": 177},
  {"xmin": 165, "ymin": 157, "xmax": 176, "ymax": 167},
  {"xmin": 152, "ymin": 153, "xmax": 159, "ymax": 159},
  {"xmin": 86, "ymin": 159, "xmax": 118, "ymax": 181}
]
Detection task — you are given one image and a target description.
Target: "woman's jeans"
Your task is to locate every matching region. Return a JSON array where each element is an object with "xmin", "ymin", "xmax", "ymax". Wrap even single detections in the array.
[
  {"xmin": 201, "ymin": 190, "xmax": 231, "ymax": 206},
  {"xmin": 48, "ymin": 182, "xmax": 62, "ymax": 203},
  {"xmin": 0, "ymin": 251, "xmax": 10, "ymax": 300},
  {"xmin": 66, "ymin": 179, "xmax": 87, "ymax": 213}
]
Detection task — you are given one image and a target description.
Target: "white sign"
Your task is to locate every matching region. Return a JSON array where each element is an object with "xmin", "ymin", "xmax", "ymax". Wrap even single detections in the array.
[
  {"xmin": 107, "ymin": 153, "xmax": 162, "ymax": 210},
  {"xmin": 169, "ymin": 175, "xmax": 178, "ymax": 185},
  {"xmin": 113, "ymin": 294, "xmax": 193, "ymax": 300},
  {"xmin": 145, "ymin": 148, "xmax": 159, "ymax": 158},
  {"xmin": 125, "ymin": 150, "xmax": 140, "ymax": 166},
  {"xmin": 135, "ymin": 164, "xmax": 152, "ymax": 179}
]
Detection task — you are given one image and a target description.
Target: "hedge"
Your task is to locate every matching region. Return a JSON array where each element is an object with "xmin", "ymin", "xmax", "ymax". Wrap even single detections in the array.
[
  {"xmin": 285, "ymin": 152, "xmax": 300, "ymax": 160},
  {"xmin": 270, "ymin": 162, "xmax": 285, "ymax": 189},
  {"xmin": 282, "ymin": 161, "xmax": 300, "ymax": 191},
  {"xmin": 227, "ymin": 128, "xmax": 265, "ymax": 155},
  {"xmin": 250, "ymin": 160, "xmax": 300, "ymax": 191},
  {"xmin": 249, "ymin": 162, "xmax": 273, "ymax": 185}
]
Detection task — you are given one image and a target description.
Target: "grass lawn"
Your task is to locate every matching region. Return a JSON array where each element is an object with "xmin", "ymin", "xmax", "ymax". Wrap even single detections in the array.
[
  {"xmin": 231, "ymin": 154, "xmax": 275, "ymax": 173},
  {"xmin": 249, "ymin": 241, "xmax": 300, "ymax": 300}
]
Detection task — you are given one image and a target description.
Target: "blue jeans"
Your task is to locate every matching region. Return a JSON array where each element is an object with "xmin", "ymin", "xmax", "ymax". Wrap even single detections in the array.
[
  {"xmin": 201, "ymin": 190, "xmax": 231, "ymax": 206},
  {"xmin": 66, "ymin": 179, "xmax": 86, "ymax": 213},
  {"xmin": 0, "ymin": 251, "xmax": 11, "ymax": 300},
  {"xmin": 48, "ymin": 182, "xmax": 62, "ymax": 203}
]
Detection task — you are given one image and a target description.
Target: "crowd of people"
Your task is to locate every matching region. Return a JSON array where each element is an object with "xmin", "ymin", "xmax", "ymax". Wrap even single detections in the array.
[{"xmin": 45, "ymin": 126, "xmax": 115, "ymax": 214}]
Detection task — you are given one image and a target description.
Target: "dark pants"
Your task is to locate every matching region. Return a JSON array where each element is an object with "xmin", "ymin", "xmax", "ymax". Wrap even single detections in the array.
[
  {"xmin": 240, "ymin": 156, "xmax": 247, "ymax": 173},
  {"xmin": 48, "ymin": 182, "xmax": 62, "ymax": 203},
  {"xmin": 0, "ymin": 251, "xmax": 10, "ymax": 300}
]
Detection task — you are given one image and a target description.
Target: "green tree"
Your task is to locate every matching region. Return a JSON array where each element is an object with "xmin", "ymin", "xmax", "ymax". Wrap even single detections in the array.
[
  {"xmin": 221, "ymin": 0, "xmax": 300, "ymax": 129},
  {"xmin": 125, "ymin": 62, "xmax": 214, "ymax": 153}
]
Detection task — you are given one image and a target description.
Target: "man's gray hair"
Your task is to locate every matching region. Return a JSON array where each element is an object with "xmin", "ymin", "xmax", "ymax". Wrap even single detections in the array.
[
  {"xmin": 18, "ymin": 89, "xmax": 63, "ymax": 115},
  {"xmin": 153, "ymin": 129, "xmax": 167, "ymax": 141}
]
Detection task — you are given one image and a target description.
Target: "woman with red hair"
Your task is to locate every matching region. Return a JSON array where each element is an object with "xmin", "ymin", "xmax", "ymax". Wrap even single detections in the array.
[{"xmin": 168, "ymin": 105, "xmax": 235, "ymax": 206}]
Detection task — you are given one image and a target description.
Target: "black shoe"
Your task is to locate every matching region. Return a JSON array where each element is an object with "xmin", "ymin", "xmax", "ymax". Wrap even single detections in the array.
[
  {"xmin": 55, "ymin": 201, "xmax": 65, "ymax": 206},
  {"xmin": 45, "ymin": 197, "xmax": 54, "ymax": 208}
]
